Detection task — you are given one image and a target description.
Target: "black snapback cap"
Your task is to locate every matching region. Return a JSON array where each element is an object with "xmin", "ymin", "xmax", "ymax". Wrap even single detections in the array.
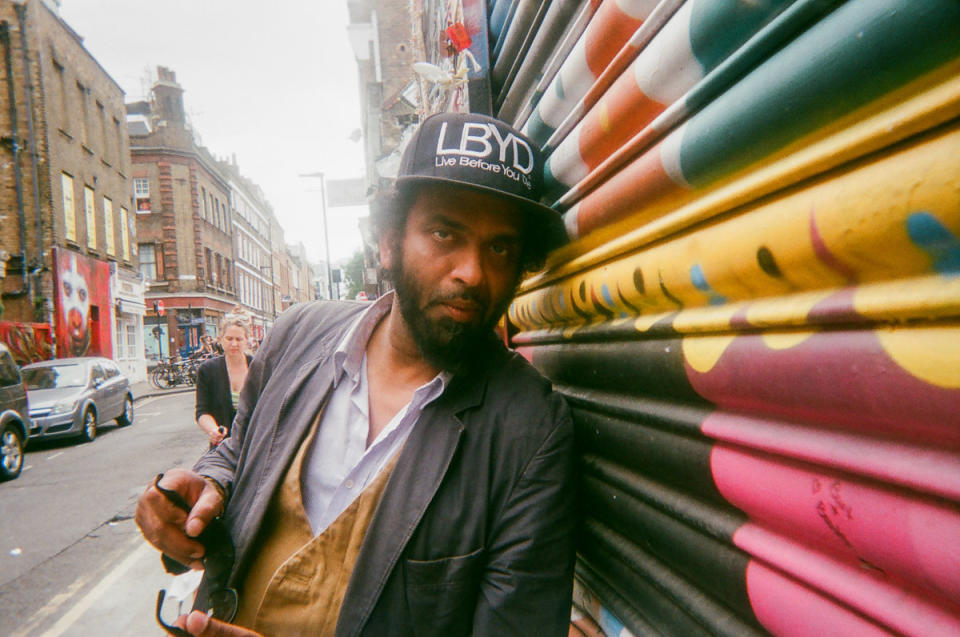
[{"xmin": 396, "ymin": 112, "xmax": 567, "ymax": 249}]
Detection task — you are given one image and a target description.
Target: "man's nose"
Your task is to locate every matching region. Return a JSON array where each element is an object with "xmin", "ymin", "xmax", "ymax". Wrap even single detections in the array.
[{"xmin": 450, "ymin": 246, "xmax": 484, "ymax": 288}]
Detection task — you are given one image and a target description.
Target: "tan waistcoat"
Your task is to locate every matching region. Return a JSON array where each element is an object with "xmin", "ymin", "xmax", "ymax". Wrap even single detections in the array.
[{"xmin": 232, "ymin": 416, "xmax": 400, "ymax": 636}]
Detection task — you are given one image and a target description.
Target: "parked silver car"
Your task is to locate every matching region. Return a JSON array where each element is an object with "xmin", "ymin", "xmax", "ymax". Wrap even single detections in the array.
[{"xmin": 22, "ymin": 357, "xmax": 134, "ymax": 443}]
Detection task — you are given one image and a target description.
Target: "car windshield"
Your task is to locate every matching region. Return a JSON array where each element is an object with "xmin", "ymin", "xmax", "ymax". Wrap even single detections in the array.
[{"xmin": 23, "ymin": 364, "xmax": 87, "ymax": 390}]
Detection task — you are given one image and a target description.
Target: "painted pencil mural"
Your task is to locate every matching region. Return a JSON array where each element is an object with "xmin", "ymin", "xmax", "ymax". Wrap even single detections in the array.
[{"xmin": 476, "ymin": 0, "xmax": 960, "ymax": 634}]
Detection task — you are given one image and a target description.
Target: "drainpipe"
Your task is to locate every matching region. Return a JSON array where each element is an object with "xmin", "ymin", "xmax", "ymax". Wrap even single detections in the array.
[
  {"xmin": 14, "ymin": 1, "xmax": 43, "ymax": 302},
  {"xmin": 0, "ymin": 20, "xmax": 29, "ymax": 297}
]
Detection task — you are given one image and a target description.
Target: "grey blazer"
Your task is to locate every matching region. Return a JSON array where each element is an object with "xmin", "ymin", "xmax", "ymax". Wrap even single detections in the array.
[{"xmin": 194, "ymin": 300, "xmax": 576, "ymax": 636}]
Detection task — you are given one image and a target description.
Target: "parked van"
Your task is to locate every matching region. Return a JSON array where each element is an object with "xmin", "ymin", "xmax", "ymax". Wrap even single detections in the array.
[{"xmin": 0, "ymin": 344, "xmax": 30, "ymax": 481}]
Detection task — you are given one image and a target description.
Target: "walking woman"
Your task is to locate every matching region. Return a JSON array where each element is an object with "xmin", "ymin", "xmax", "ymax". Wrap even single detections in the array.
[{"xmin": 195, "ymin": 312, "xmax": 253, "ymax": 447}]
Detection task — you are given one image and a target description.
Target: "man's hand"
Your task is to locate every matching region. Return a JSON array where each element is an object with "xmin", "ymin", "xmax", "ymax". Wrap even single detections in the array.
[
  {"xmin": 135, "ymin": 469, "xmax": 224, "ymax": 569},
  {"xmin": 174, "ymin": 610, "xmax": 262, "ymax": 636}
]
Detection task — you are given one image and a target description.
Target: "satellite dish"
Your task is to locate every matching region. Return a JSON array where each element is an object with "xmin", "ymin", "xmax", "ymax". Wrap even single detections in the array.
[{"xmin": 412, "ymin": 62, "xmax": 452, "ymax": 84}]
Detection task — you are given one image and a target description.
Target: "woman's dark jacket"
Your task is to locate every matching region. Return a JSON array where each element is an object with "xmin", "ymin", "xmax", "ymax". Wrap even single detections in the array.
[{"xmin": 194, "ymin": 354, "xmax": 253, "ymax": 433}]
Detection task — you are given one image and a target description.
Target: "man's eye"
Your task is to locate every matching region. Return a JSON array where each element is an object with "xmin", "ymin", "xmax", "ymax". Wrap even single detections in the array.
[
  {"xmin": 431, "ymin": 229, "xmax": 451, "ymax": 240},
  {"xmin": 490, "ymin": 242, "xmax": 514, "ymax": 258}
]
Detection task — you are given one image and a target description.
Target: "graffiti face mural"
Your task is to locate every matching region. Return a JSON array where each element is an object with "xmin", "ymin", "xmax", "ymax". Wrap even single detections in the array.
[
  {"xmin": 53, "ymin": 249, "xmax": 112, "ymax": 358},
  {"xmin": 60, "ymin": 253, "xmax": 90, "ymax": 356}
]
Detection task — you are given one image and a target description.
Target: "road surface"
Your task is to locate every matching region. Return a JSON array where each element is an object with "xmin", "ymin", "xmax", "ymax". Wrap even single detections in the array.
[{"xmin": 0, "ymin": 391, "xmax": 206, "ymax": 635}]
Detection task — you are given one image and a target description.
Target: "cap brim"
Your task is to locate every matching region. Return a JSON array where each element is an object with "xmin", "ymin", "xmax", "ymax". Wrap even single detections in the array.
[{"xmin": 396, "ymin": 175, "xmax": 569, "ymax": 251}]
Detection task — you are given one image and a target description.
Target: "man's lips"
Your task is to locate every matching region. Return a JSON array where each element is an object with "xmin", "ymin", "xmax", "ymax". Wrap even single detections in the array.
[{"xmin": 434, "ymin": 299, "xmax": 482, "ymax": 322}]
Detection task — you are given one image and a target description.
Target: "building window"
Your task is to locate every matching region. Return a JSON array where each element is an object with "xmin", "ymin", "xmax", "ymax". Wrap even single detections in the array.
[
  {"xmin": 114, "ymin": 117, "xmax": 124, "ymax": 165},
  {"xmin": 53, "ymin": 60, "xmax": 68, "ymax": 127},
  {"xmin": 134, "ymin": 178, "xmax": 151, "ymax": 212},
  {"xmin": 104, "ymin": 196, "xmax": 115, "ymax": 256},
  {"xmin": 97, "ymin": 101, "xmax": 109, "ymax": 160},
  {"xmin": 115, "ymin": 318, "xmax": 124, "ymax": 359},
  {"xmin": 205, "ymin": 248, "xmax": 213, "ymax": 285},
  {"xmin": 120, "ymin": 207, "xmax": 131, "ymax": 261},
  {"xmin": 200, "ymin": 186, "xmax": 207, "ymax": 219},
  {"xmin": 84, "ymin": 186, "xmax": 97, "ymax": 249},
  {"xmin": 61, "ymin": 173, "xmax": 77, "ymax": 242},
  {"xmin": 214, "ymin": 198, "xmax": 221, "ymax": 228},
  {"xmin": 126, "ymin": 323, "xmax": 137, "ymax": 360},
  {"xmin": 77, "ymin": 82, "xmax": 89, "ymax": 146},
  {"xmin": 139, "ymin": 243, "xmax": 157, "ymax": 280}
]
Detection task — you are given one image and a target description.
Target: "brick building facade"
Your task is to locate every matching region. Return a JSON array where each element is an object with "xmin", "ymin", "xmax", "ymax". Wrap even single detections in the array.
[
  {"xmin": 129, "ymin": 67, "xmax": 239, "ymax": 360},
  {"xmin": 217, "ymin": 157, "xmax": 277, "ymax": 340},
  {"xmin": 0, "ymin": 0, "xmax": 145, "ymax": 379}
]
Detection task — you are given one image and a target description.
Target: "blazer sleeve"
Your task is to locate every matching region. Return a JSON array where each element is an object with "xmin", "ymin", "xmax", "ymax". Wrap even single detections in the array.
[
  {"xmin": 194, "ymin": 360, "xmax": 218, "ymax": 424},
  {"xmin": 472, "ymin": 393, "xmax": 577, "ymax": 636}
]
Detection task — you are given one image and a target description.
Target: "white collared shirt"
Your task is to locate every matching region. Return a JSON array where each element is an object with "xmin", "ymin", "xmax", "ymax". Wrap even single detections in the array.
[{"xmin": 301, "ymin": 293, "xmax": 450, "ymax": 535}]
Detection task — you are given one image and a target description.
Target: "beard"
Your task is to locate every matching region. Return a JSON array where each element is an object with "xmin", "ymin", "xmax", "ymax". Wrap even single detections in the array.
[{"xmin": 389, "ymin": 251, "xmax": 515, "ymax": 373}]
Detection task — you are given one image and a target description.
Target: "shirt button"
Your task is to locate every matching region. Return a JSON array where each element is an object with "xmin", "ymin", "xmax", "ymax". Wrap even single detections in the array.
[{"xmin": 344, "ymin": 479, "xmax": 354, "ymax": 489}]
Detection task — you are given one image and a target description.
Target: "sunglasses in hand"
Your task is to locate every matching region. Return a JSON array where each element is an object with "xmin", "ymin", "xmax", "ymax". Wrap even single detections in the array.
[{"xmin": 152, "ymin": 474, "xmax": 238, "ymax": 635}]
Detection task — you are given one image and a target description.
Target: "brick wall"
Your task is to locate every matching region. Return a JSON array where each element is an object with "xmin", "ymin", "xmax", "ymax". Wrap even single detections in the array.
[{"xmin": 0, "ymin": 0, "xmax": 135, "ymax": 325}]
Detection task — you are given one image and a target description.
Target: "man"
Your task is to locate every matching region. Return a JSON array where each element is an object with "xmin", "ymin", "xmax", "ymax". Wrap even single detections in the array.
[{"xmin": 136, "ymin": 112, "xmax": 575, "ymax": 636}]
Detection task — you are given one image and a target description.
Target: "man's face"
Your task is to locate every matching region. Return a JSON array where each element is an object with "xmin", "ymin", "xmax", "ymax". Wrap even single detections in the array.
[
  {"xmin": 382, "ymin": 187, "xmax": 525, "ymax": 371},
  {"xmin": 60, "ymin": 254, "xmax": 90, "ymax": 355}
]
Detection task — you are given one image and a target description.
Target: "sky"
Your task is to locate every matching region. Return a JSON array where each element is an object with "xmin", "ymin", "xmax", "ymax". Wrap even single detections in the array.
[{"xmin": 58, "ymin": 0, "xmax": 371, "ymax": 265}]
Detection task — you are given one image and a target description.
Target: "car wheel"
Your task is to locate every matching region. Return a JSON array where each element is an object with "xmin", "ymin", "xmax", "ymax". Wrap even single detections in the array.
[
  {"xmin": 80, "ymin": 408, "xmax": 97, "ymax": 443},
  {"xmin": 116, "ymin": 395, "xmax": 134, "ymax": 427},
  {"xmin": 0, "ymin": 424, "xmax": 24, "ymax": 481}
]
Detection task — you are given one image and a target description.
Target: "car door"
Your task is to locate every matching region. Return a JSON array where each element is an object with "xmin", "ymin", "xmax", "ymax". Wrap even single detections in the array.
[
  {"xmin": 89, "ymin": 361, "xmax": 110, "ymax": 416},
  {"xmin": 102, "ymin": 360, "xmax": 124, "ymax": 418}
]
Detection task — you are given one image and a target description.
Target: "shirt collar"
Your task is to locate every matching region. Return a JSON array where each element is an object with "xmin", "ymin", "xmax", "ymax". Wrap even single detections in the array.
[
  {"xmin": 332, "ymin": 291, "xmax": 395, "ymax": 386},
  {"xmin": 332, "ymin": 291, "xmax": 454, "ymax": 392}
]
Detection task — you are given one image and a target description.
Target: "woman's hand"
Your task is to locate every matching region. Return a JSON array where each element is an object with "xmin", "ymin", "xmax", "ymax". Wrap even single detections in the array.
[
  {"xmin": 198, "ymin": 414, "xmax": 226, "ymax": 446},
  {"xmin": 208, "ymin": 426, "xmax": 227, "ymax": 446}
]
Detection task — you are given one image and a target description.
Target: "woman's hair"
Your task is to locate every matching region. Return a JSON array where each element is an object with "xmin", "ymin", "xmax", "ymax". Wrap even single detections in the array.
[{"xmin": 220, "ymin": 311, "xmax": 251, "ymax": 337}]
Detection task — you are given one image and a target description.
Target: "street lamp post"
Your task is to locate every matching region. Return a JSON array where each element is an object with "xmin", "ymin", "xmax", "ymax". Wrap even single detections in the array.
[{"xmin": 299, "ymin": 171, "xmax": 334, "ymax": 300}]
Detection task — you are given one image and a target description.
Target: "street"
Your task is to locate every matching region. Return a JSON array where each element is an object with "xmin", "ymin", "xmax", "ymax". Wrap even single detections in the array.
[{"xmin": 0, "ymin": 391, "xmax": 205, "ymax": 635}]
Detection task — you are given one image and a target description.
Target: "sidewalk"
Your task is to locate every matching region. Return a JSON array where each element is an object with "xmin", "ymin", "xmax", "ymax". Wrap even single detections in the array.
[{"xmin": 130, "ymin": 380, "xmax": 193, "ymax": 403}]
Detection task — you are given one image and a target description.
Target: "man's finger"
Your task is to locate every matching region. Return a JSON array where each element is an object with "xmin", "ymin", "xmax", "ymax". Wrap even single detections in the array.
[
  {"xmin": 159, "ymin": 469, "xmax": 209, "ymax": 503},
  {"xmin": 135, "ymin": 470, "xmax": 210, "ymax": 565},
  {"xmin": 185, "ymin": 482, "xmax": 224, "ymax": 538},
  {"xmin": 185, "ymin": 610, "xmax": 262, "ymax": 636}
]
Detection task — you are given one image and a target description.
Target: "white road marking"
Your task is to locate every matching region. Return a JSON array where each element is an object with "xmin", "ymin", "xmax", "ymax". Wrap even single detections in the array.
[
  {"xmin": 23, "ymin": 464, "xmax": 33, "ymax": 472},
  {"xmin": 136, "ymin": 411, "xmax": 159, "ymax": 417},
  {"xmin": 11, "ymin": 570, "xmax": 97, "ymax": 637},
  {"xmin": 35, "ymin": 538, "xmax": 154, "ymax": 637},
  {"xmin": 47, "ymin": 452, "xmax": 64, "ymax": 461}
]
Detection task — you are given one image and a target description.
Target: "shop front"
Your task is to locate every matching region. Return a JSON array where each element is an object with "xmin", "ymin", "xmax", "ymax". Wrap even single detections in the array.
[{"xmin": 111, "ymin": 266, "xmax": 147, "ymax": 382}]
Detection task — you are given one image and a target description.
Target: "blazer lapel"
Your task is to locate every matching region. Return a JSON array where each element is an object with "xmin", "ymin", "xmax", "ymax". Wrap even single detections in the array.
[
  {"xmin": 233, "ymin": 347, "xmax": 339, "ymax": 573},
  {"xmin": 335, "ymin": 369, "xmax": 489, "ymax": 637}
]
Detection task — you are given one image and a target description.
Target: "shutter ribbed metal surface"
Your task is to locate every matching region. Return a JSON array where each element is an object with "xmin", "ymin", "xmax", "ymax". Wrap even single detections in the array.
[{"xmin": 486, "ymin": 0, "xmax": 960, "ymax": 634}]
